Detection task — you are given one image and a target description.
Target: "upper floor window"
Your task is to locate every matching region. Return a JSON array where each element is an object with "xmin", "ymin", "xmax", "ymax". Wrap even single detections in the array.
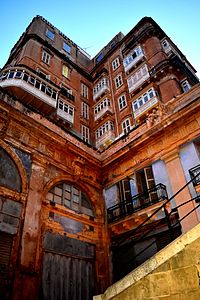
[
  {"xmin": 46, "ymin": 28, "xmax": 55, "ymax": 40},
  {"xmin": 127, "ymin": 64, "xmax": 149, "ymax": 93},
  {"xmin": 132, "ymin": 88, "xmax": 157, "ymax": 111},
  {"xmin": 81, "ymin": 102, "xmax": 89, "ymax": 119},
  {"xmin": 81, "ymin": 125, "xmax": 90, "ymax": 143},
  {"xmin": 114, "ymin": 74, "xmax": 123, "ymax": 89},
  {"xmin": 96, "ymin": 53, "xmax": 103, "ymax": 63},
  {"xmin": 58, "ymin": 100, "xmax": 74, "ymax": 116},
  {"xmin": 181, "ymin": 80, "xmax": 191, "ymax": 92},
  {"xmin": 63, "ymin": 42, "xmax": 71, "ymax": 54},
  {"xmin": 81, "ymin": 83, "xmax": 88, "ymax": 99},
  {"xmin": 46, "ymin": 182, "xmax": 94, "ymax": 217},
  {"xmin": 118, "ymin": 94, "xmax": 127, "ymax": 111},
  {"xmin": 123, "ymin": 46, "xmax": 143, "ymax": 70},
  {"xmin": 93, "ymin": 78, "xmax": 109, "ymax": 96},
  {"xmin": 122, "ymin": 118, "xmax": 131, "ymax": 134},
  {"xmin": 42, "ymin": 51, "xmax": 51, "ymax": 65},
  {"xmin": 112, "ymin": 57, "xmax": 120, "ymax": 71},
  {"xmin": 96, "ymin": 121, "xmax": 114, "ymax": 139},
  {"xmin": 62, "ymin": 65, "xmax": 69, "ymax": 78},
  {"xmin": 94, "ymin": 98, "xmax": 111, "ymax": 114}
]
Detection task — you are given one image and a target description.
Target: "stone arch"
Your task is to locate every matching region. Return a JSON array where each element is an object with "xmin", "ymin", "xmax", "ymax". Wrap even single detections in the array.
[
  {"xmin": 0, "ymin": 140, "xmax": 29, "ymax": 195},
  {"xmin": 43, "ymin": 175, "xmax": 96, "ymax": 216}
]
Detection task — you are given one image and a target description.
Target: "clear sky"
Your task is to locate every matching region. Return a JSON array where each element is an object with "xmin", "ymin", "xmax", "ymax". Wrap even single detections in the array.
[{"xmin": 0, "ymin": 0, "xmax": 200, "ymax": 77}]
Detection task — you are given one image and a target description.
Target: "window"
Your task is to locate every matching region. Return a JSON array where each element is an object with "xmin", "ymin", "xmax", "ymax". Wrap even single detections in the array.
[
  {"xmin": 93, "ymin": 77, "xmax": 109, "ymax": 98},
  {"xmin": 114, "ymin": 74, "xmax": 123, "ymax": 88},
  {"xmin": 42, "ymin": 51, "xmax": 51, "ymax": 65},
  {"xmin": 118, "ymin": 94, "xmax": 127, "ymax": 111},
  {"xmin": 127, "ymin": 64, "xmax": 149, "ymax": 92},
  {"xmin": 132, "ymin": 88, "xmax": 157, "ymax": 111},
  {"xmin": 123, "ymin": 46, "xmax": 143, "ymax": 69},
  {"xmin": 96, "ymin": 121, "xmax": 114, "ymax": 139},
  {"xmin": 62, "ymin": 65, "xmax": 69, "ymax": 78},
  {"xmin": 58, "ymin": 100, "xmax": 74, "ymax": 116},
  {"xmin": 181, "ymin": 80, "xmax": 191, "ymax": 92},
  {"xmin": 122, "ymin": 118, "xmax": 131, "ymax": 134},
  {"xmin": 81, "ymin": 83, "xmax": 88, "ymax": 99},
  {"xmin": 81, "ymin": 125, "xmax": 90, "ymax": 143},
  {"xmin": 46, "ymin": 183, "xmax": 94, "ymax": 216},
  {"xmin": 81, "ymin": 102, "xmax": 89, "ymax": 119},
  {"xmin": 63, "ymin": 42, "xmax": 71, "ymax": 54},
  {"xmin": 37, "ymin": 69, "xmax": 50, "ymax": 80},
  {"xmin": 112, "ymin": 57, "xmax": 120, "ymax": 70},
  {"xmin": 94, "ymin": 98, "xmax": 111, "ymax": 114},
  {"xmin": 96, "ymin": 53, "xmax": 103, "ymax": 63},
  {"xmin": 46, "ymin": 28, "xmax": 55, "ymax": 40}
]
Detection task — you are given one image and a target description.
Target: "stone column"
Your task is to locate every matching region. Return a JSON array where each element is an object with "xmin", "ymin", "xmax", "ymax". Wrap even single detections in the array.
[
  {"xmin": 14, "ymin": 157, "xmax": 47, "ymax": 300},
  {"xmin": 163, "ymin": 150, "xmax": 199, "ymax": 233}
]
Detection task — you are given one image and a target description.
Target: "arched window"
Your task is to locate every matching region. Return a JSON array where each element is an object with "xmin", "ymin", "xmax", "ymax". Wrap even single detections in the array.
[
  {"xmin": 46, "ymin": 182, "xmax": 94, "ymax": 217},
  {"xmin": 0, "ymin": 147, "xmax": 21, "ymax": 192}
]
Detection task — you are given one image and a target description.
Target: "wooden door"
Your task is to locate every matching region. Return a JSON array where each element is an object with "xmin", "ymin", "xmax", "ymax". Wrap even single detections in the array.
[{"xmin": 42, "ymin": 232, "xmax": 95, "ymax": 300}]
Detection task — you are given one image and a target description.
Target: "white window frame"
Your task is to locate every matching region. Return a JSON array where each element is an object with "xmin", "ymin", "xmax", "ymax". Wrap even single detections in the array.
[
  {"xmin": 94, "ymin": 98, "xmax": 111, "ymax": 114},
  {"xmin": 93, "ymin": 77, "xmax": 109, "ymax": 95},
  {"xmin": 81, "ymin": 102, "xmax": 89, "ymax": 119},
  {"xmin": 96, "ymin": 121, "xmax": 114, "ymax": 139},
  {"xmin": 81, "ymin": 125, "xmax": 90, "ymax": 143},
  {"xmin": 81, "ymin": 83, "xmax": 88, "ymax": 99},
  {"xmin": 127, "ymin": 64, "xmax": 149, "ymax": 92},
  {"xmin": 112, "ymin": 57, "xmax": 120, "ymax": 71},
  {"xmin": 114, "ymin": 74, "xmax": 123, "ymax": 89},
  {"xmin": 181, "ymin": 80, "xmax": 191, "ymax": 92},
  {"xmin": 132, "ymin": 88, "xmax": 157, "ymax": 111},
  {"xmin": 63, "ymin": 42, "xmax": 71, "ymax": 54},
  {"xmin": 58, "ymin": 100, "xmax": 74, "ymax": 116},
  {"xmin": 46, "ymin": 28, "xmax": 55, "ymax": 40},
  {"xmin": 122, "ymin": 118, "xmax": 131, "ymax": 134},
  {"xmin": 118, "ymin": 94, "xmax": 127, "ymax": 111},
  {"xmin": 123, "ymin": 46, "xmax": 143, "ymax": 68},
  {"xmin": 42, "ymin": 51, "xmax": 51, "ymax": 65}
]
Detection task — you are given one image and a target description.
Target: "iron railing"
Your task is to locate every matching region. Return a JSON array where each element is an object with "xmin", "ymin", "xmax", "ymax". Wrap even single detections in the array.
[
  {"xmin": 189, "ymin": 164, "xmax": 200, "ymax": 186},
  {"xmin": 107, "ymin": 183, "xmax": 168, "ymax": 223},
  {"xmin": 111, "ymin": 167, "xmax": 200, "ymax": 282}
]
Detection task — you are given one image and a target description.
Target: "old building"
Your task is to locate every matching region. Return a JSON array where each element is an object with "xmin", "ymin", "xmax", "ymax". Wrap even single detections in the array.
[{"xmin": 0, "ymin": 15, "xmax": 200, "ymax": 300}]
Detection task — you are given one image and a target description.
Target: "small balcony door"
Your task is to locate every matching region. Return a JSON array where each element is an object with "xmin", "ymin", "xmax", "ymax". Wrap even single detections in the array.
[{"xmin": 136, "ymin": 166, "xmax": 157, "ymax": 203}]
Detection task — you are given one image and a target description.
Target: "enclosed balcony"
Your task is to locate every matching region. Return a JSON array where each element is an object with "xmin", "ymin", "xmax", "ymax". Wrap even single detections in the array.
[
  {"xmin": 57, "ymin": 100, "xmax": 74, "ymax": 124},
  {"xmin": 95, "ymin": 121, "xmax": 115, "ymax": 149},
  {"xmin": 0, "ymin": 67, "xmax": 58, "ymax": 114},
  {"xmin": 127, "ymin": 64, "xmax": 150, "ymax": 93},
  {"xmin": 94, "ymin": 98, "xmax": 112, "ymax": 121},
  {"xmin": 132, "ymin": 88, "xmax": 159, "ymax": 120},
  {"xmin": 123, "ymin": 46, "xmax": 144, "ymax": 73},
  {"xmin": 107, "ymin": 183, "xmax": 168, "ymax": 223},
  {"xmin": 93, "ymin": 78, "xmax": 110, "ymax": 101}
]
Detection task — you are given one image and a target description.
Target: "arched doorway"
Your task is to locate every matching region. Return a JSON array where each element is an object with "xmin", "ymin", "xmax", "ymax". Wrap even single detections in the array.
[
  {"xmin": 0, "ymin": 145, "xmax": 27, "ymax": 299},
  {"xmin": 42, "ymin": 181, "xmax": 96, "ymax": 300}
]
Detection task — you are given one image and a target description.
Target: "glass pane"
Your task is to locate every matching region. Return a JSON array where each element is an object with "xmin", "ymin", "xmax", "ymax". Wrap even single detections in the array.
[
  {"xmin": 54, "ymin": 195, "xmax": 62, "ymax": 205},
  {"xmin": 54, "ymin": 187, "xmax": 62, "ymax": 196}
]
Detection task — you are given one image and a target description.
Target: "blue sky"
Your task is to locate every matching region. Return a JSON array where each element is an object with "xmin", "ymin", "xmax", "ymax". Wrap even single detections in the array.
[{"xmin": 1, "ymin": 0, "xmax": 200, "ymax": 77}]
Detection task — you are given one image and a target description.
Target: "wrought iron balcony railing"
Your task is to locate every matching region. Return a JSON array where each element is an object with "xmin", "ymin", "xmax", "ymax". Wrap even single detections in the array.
[
  {"xmin": 189, "ymin": 164, "xmax": 200, "ymax": 186},
  {"xmin": 107, "ymin": 183, "xmax": 168, "ymax": 223}
]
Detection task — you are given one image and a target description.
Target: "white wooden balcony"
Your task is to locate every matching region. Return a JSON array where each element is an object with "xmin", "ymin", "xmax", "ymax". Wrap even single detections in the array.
[
  {"xmin": 93, "ymin": 84, "xmax": 110, "ymax": 101},
  {"xmin": 123, "ymin": 51, "xmax": 144, "ymax": 73},
  {"xmin": 0, "ymin": 67, "xmax": 58, "ymax": 114},
  {"xmin": 96, "ymin": 130, "xmax": 115, "ymax": 149},
  {"xmin": 128, "ymin": 71, "xmax": 150, "ymax": 93},
  {"xmin": 134, "ymin": 96, "xmax": 159, "ymax": 119},
  {"xmin": 94, "ymin": 106, "xmax": 113, "ymax": 121},
  {"xmin": 57, "ymin": 100, "xmax": 74, "ymax": 124}
]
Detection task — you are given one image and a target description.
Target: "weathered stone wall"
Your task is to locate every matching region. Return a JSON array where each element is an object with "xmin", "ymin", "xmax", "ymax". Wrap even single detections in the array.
[{"xmin": 94, "ymin": 222, "xmax": 200, "ymax": 300}]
